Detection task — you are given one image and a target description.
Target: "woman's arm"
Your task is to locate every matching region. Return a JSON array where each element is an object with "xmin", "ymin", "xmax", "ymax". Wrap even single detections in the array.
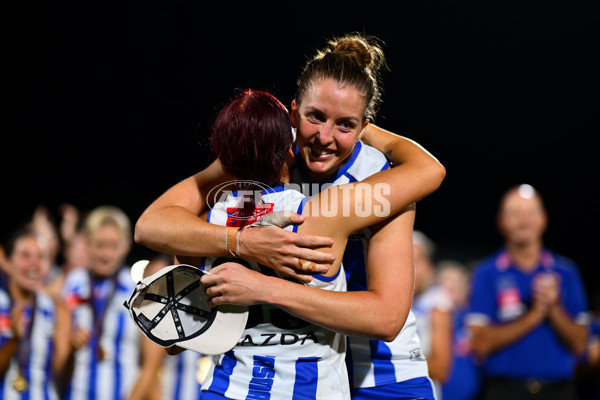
[
  {"xmin": 0, "ymin": 338, "xmax": 17, "ymax": 377},
  {"xmin": 426, "ymin": 307, "xmax": 454, "ymax": 383},
  {"xmin": 134, "ymin": 161, "xmax": 229, "ymax": 256},
  {"xmin": 202, "ymin": 206, "xmax": 415, "ymax": 341},
  {"xmin": 52, "ymin": 299, "xmax": 76, "ymax": 395},
  {"xmin": 134, "ymin": 160, "xmax": 334, "ymax": 282},
  {"xmin": 127, "ymin": 335, "xmax": 166, "ymax": 400},
  {"xmin": 362, "ymin": 124, "xmax": 442, "ymax": 167},
  {"xmin": 52, "ymin": 299, "xmax": 73, "ymax": 373},
  {"xmin": 304, "ymin": 131, "xmax": 445, "ymax": 239}
]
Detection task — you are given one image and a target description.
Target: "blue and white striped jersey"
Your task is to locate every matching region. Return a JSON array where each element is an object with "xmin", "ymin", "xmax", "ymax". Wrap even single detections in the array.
[
  {"xmin": 0, "ymin": 290, "xmax": 59, "ymax": 400},
  {"xmin": 200, "ymin": 186, "xmax": 350, "ymax": 400},
  {"xmin": 290, "ymin": 141, "xmax": 430, "ymax": 389},
  {"xmin": 61, "ymin": 266, "xmax": 142, "ymax": 400},
  {"xmin": 160, "ymin": 350, "xmax": 204, "ymax": 400}
]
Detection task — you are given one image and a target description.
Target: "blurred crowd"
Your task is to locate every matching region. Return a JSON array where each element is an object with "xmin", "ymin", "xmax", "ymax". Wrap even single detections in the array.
[
  {"xmin": 0, "ymin": 184, "xmax": 598, "ymax": 400},
  {"xmin": 0, "ymin": 203, "xmax": 207, "ymax": 400},
  {"xmin": 410, "ymin": 184, "xmax": 600, "ymax": 400}
]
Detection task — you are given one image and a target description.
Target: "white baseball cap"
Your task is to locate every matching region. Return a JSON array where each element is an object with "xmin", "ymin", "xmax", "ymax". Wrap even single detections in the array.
[{"xmin": 124, "ymin": 263, "xmax": 248, "ymax": 355}]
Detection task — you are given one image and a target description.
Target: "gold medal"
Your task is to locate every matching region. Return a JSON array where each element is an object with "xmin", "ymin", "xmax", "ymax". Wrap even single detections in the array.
[
  {"xmin": 12, "ymin": 374, "xmax": 28, "ymax": 393},
  {"xmin": 97, "ymin": 346, "xmax": 105, "ymax": 361}
]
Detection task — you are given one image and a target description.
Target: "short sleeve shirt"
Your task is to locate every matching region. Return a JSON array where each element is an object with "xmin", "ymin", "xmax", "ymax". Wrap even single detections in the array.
[{"xmin": 466, "ymin": 248, "xmax": 589, "ymax": 381}]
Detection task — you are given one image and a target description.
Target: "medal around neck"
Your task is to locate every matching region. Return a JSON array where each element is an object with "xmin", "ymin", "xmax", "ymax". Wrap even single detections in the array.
[
  {"xmin": 124, "ymin": 264, "xmax": 248, "ymax": 355},
  {"xmin": 13, "ymin": 374, "xmax": 27, "ymax": 393}
]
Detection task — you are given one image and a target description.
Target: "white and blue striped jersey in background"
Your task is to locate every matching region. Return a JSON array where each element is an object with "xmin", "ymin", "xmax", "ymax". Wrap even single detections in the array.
[
  {"xmin": 160, "ymin": 350, "xmax": 204, "ymax": 400},
  {"xmin": 290, "ymin": 141, "xmax": 430, "ymax": 390},
  {"xmin": 413, "ymin": 284, "xmax": 454, "ymax": 399},
  {"xmin": 0, "ymin": 290, "xmax": 60, "ymax": 400},
  {"xmin": 200, "ymin": 186, "xmax": 350, "ymax": 400},
  {"xmin": 61, "ymin": 266, "xmax": 141, "ymax": 400}
]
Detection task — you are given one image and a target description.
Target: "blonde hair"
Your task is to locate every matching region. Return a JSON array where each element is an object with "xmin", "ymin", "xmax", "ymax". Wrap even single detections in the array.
[
  {"xmin": 413, "ymin": 230, "xmax": 435, "ymax": 259},
  {"xmin": 84, "ymin": 205, "xmax": 132, "ymax": 243}
]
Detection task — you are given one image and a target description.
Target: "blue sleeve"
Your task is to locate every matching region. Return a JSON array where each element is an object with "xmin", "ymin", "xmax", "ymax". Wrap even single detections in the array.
[
  {"xmin": 561, "ymin": 261, "xmax": 589, "ymax": 318},
  {"xmin": 469, "ymin": 265, "xmax": 497, "ymax": 319},
  {"xmin": 292, "ymin": 197, "xmax": 310, "ymax": 233}
]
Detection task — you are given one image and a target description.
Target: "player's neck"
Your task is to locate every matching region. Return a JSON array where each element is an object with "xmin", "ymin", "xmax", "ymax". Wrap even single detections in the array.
[
  {"xmin": 506, "ymin": 240, "xmax": 543, "ymax": 271},
  {"xmin": 280, "ymin": 160, "xmax": 291, "ymax": 184},
  {"xmin": 9, "ymin": 281, "xmax": 35, "ymax": 304}
]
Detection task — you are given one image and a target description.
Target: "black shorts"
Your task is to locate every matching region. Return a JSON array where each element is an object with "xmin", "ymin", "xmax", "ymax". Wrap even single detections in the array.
[{"xmin": 482, "ymin": 377, "xmax": 576, "ymax": 400}]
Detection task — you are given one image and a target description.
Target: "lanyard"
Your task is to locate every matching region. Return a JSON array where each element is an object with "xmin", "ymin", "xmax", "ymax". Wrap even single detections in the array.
[
  {"xmin": 88, "ymin": 271, "xmax": 118, "ymax": 360},
  {"xmin": 11, "ymin": 296, "xmax": 37, "ymax": 393}
]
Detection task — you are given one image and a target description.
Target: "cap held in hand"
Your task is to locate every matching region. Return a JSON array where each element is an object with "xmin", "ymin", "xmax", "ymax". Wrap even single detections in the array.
[{"xmin": 124, "ymin": 264, "xmax": 248, "ymax": 355}]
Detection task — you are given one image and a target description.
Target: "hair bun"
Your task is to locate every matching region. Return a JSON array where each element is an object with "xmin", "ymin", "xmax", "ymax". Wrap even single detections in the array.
[
  {"xmin": 297, "ymin": 32, "xmax": 388, "ymax": 121},
  {"xmin": 329, "ymin": 33, "xmax": 385, "ymax": 72}
]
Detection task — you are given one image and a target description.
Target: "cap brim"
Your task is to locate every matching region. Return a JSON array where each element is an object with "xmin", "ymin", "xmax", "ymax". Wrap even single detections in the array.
[
  {"xmin": 177, "ymin": 303, "xmax": 248, "ymax": 354},
  {"xmin": 125, "ymin": 264, "xmax": 248, "ymax": 355}
]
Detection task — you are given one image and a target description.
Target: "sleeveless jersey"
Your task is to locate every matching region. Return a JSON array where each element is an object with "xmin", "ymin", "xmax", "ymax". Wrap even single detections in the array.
[
  {"xmin": 290, "ymin": 141, "xmax": 430, "ymax": 389},
  {"xmin": 413, "ymin": 285, "xmax": 453, "ymax": 359},
  {"xmin": 0, "ymin": 290, "xmax": 60, "ymax": 400},
  {"xmin": 61, "ymin": 266, "xmax": 141, "ymax": 400},
  {"xmin": 200, "ymin": 186, "xmax": 350, "ymax": 400}
]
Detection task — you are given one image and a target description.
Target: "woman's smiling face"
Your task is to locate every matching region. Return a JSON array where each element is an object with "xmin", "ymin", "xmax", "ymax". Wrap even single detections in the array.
[
  {"xmin": 292, "ymin": 78, "xmax": 368, "ymax": 182},
  {"xmin": 10, "ymin": 234, "xmax": 47, "ymax": 293}
]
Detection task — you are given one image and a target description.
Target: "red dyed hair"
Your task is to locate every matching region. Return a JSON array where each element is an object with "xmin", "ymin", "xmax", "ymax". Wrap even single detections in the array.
[{"xmin": 210, "ymin": 89, "xmax": 292, "ymax": 186}]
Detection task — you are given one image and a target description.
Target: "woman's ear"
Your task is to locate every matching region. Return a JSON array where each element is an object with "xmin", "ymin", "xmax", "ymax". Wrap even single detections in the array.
[{"xmin": 357, "ymin": 119, "xmax": 369, "ymax": 142}]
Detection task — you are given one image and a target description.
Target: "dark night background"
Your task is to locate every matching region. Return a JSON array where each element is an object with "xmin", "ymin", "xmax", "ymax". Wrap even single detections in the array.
[{"xmin": 5, "ymin": 2, "xmax": 599, "ymax": 305}]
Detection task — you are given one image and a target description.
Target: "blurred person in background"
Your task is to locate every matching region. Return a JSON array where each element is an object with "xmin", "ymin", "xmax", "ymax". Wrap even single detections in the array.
[
  {"xmin": 0, "ymin": 245, "xmax": 8, "ymax": 290},
  {"xmin": 60, "ymin": 205, "xmax": 163, "ymax": 400},
  {"xmin": 0, "ymin": 227, "xmax": 72, "ymax": 399},
  {"xmin": 437, "ymin": 260, "xmax": 483, "ymax": 400},
  {"xmin": 27, "ymin": 206, "xmax": 62, "ymax": 287},
  {"xmin": 575, "ymin": 291, "xmax": 600, "ymax": 399},
  {"xmin": 25, "ymin": 203, "xmax": 90, "ymax": 301},
  {"xmin": 45, "ymin": 203, "xmax": 90, "ymax": 301},
  {"xmin": 412, "ymin": 230, "xmax": 454, "ymax": 399},
  {"xmin": 466, "ymin": 184, "xmax": 589, "ymax": 400},
  {"xmin": 139, "ymin": 253, "xmax": 207, "ymax": 400}
]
